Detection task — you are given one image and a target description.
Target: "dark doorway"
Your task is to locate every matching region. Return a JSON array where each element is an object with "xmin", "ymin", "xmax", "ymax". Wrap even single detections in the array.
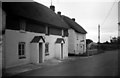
[
  {"xmin": 39, "ymin": 43, "xmax": 43, "ymax": 63},
  {"xmin": 61, "ymin": 43, "xmax": 63, "ymax": 59}
]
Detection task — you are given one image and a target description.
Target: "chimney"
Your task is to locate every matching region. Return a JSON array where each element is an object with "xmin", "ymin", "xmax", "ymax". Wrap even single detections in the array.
[
  {"xmin": 57, "ymin": 11, "xmax": 61, "ymax": 15},
  {"xmin": 72, "ymin": 18, "xmax": 75, "ymax": 21},
  {"xmin": 50, "ymin": 5, "xmax": 55, "ymax": 12}
]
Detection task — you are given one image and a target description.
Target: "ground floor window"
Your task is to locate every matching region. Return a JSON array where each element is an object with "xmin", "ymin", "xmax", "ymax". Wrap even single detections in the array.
[
  {"xmin": 18, "ymin": 42, "xmax": 26, "ymax": 59},
  {"xmin": 45, "ymin": 43, "xmax": 49, "ymax": 56}
]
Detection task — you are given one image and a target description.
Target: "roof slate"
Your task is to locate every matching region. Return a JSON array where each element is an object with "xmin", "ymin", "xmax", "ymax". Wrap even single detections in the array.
[
  {"xmin": 62, "ymin": 15, "xmax": 87, "ymax": 34},
  {"xmin": 2, "ymin": 2, "xmax": 69, "ymax": 29}
]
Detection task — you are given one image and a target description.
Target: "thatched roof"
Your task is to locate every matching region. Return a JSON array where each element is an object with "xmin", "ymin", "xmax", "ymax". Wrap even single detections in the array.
[
  {"xmin": 2, "ymin": 2, "xmax": 69, "ymax": 29},
  {"xmin": 62, "ymin": 15, "xmax": 87, "ymax": 34}
]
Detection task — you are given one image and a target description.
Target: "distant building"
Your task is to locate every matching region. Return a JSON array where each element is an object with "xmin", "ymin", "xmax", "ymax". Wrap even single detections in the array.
[
  {"xmin": 2, "ymin": 2, "xmax": 69, "ymax": 68},
  {"xmin": 118, "ymin": 1, "xmax": 120, "ymax": 37},
  {"xmin": 62, "ymin": 15, "xmax": 87, "ymax": 55},
  {"xmin": 87, "ymin": 42, "xmax": 98, "ymax": 50}
]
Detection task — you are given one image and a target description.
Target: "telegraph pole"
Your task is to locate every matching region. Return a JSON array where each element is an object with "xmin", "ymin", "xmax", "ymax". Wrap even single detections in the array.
[
  {"xmin": 98, "ymin": 24, "xmax": 100, "ymax": 43},
  {"xmin": 51, "ymin": 0, "xmax": 53, "ymax": 5},
  {"xmin": 98, "ymin": 24, "xmax": 100, "ymax": 52}
]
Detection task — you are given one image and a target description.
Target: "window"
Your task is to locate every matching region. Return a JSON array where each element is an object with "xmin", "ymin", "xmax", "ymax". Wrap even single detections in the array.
[
  {"xmin": 20, "ymin": 20, "xmax": 26, "ymax": 32},
  {"xmin": 77, "ymin": 34, "xmax": 78, "ymax": 40},
  {"xmin": 62, "ymin": 29, "xmax": 64, "ymax": 37},
  {"xmin": 45, "ymin": 26, "xmax": 49, "ymax": 35},
  {"xmin": 18, "ymin": 42, "xmax": 26, "ymax": 59},
  {"xmin": 45, "ymin": 43, "xmax": 49, "ymax": 56}
]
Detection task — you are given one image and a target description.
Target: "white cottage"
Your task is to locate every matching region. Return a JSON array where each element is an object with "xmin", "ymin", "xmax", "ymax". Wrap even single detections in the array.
[
  {"xmin": 2, "ymin": 2, "xmax": 69, "ymax": 69},
  {"xmin": 62, "ymin": 15, "xmax": 87, "ymax": 55}
]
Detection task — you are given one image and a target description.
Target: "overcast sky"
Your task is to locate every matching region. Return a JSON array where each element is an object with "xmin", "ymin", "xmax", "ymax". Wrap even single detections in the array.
[
  {"xmin": 1, "ymin": 0, "xmax": 119, "ymax": 42},
  {"xmin": 34, "ymin": 0, "xmax": 119, "ymax": 43}
]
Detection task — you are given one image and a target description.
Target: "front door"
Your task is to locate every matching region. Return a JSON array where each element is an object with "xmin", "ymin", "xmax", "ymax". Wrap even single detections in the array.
[
  {"xmin": 39, "ymin": 43, "xmax": 43, "ymax": 63},
  {"xmin": 61, "ymin": 43, "xmax": 63, "ymax": 59}
]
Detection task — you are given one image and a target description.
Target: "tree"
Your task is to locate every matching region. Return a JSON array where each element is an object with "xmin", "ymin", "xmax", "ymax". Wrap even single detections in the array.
[
  {"xmin": 103, "ymin": 41, "xmax": 109, "ymax": 44},
  {"xmin": 86, "ymin": 39, "xmax": 93, "ymax": 45}
]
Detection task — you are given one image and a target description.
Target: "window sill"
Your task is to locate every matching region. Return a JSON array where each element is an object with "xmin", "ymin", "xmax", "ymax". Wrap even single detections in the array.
[
  {"xmin": 45, "ymin": 53, "xmax": 49, "ymax": 56},
  {"xmin": 19, "ymin": 56, "xmax": 26, "ymax": 59}
]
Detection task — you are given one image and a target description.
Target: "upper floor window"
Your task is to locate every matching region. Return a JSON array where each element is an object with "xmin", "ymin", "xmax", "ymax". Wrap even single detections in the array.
[
  {"xmin": 77, "ymin": 34, "xmax": 78, "ymax": 40},
  {"xmin": 20, "ymin": 20, "xmax": 26, "ymax": 32},
  {"xmin": 45, "ymin": 26, "xmax": 49, "ymax": 35},
  {"xmin": 62, "ymin": 29, "xmax": 64, "ymax": 37},
  {"xmin": 18, "ymin": 42, "xmax": 26, "ymax": 59}
]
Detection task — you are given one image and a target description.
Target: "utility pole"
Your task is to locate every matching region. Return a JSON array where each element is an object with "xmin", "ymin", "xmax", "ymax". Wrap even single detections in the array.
[
  {"xmin": 98, "ymin": 24, "xmax": 100, "ymax": 52},
  {"xmin": 51, "ymin": 0, "xmax": 53, "ymax": 5},
  {"xmin": 98, "ymin": 24, "xmax": 100, "ymax": 43}
]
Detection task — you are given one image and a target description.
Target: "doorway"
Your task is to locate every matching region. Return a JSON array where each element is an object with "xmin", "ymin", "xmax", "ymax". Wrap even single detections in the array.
[
  {"xmin": 39, "ymin": 43, "xmax": 43, "ymax": 63},
  {"xmin": 61, "ymin": 43, "xmax": 63, "ymax": 59}
]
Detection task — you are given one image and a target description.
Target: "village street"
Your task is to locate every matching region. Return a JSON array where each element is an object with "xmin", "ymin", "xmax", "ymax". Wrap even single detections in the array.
[{"xmin": 13, "ymin": 50, "xmax": 118, "ymax": 76}]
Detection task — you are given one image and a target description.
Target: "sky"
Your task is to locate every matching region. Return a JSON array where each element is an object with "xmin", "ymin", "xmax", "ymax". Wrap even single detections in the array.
[
  {"xmin": 33, "ymin": 0, "xmax": 119, "ymax": 43},
  {"xmin": 0, "ymin": 0, "xmax": 119, "ymax": 43}
]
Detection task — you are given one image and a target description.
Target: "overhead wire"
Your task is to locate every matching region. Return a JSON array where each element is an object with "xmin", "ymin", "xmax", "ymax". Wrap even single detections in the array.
[{"xmin": 101, "ymin": 0, "xmax": 117, "ymax": 26}]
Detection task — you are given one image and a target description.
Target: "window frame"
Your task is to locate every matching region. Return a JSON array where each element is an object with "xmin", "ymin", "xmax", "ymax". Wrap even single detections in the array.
[
  {"xmin": 62, "ymin": 29, "xmax": 65, "ymax": 37},
  {"xmin": 18, "ymin": 42, "xmax": 26, "ymax": 59},
  {"xmin": 45, "ymin": 42, "xmax": 49, "ymax": 56},
  {"xmin": 45, "ymin": 26, "xmax": 49, "ymax": 35}
]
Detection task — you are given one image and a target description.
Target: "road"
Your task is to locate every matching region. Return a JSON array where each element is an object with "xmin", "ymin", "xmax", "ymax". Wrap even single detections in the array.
[{"xmin": 15, "ymin": 50, "xmax": 118, "ymax": 76}]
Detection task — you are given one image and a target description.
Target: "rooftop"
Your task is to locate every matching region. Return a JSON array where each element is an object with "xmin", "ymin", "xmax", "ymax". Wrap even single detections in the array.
[
  {"xmin": 2, "ymin": 2, "xmax": 69, "ymax": 29},
  {"xmin": 62, "ymin": 15, "xmax": 87, "ymax": 34}
]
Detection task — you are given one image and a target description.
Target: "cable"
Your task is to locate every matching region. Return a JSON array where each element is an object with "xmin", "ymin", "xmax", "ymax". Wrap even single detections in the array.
[{"xmin": 101, "ymin": 0, "xmax": 117, "ymax": 26}]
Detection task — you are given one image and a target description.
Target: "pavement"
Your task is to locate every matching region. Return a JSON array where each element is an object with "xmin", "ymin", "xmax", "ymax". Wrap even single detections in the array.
[
  {"xmin": 3, "ymin": 57, "xmax": 78, "ymax": 77},
  {"xmin": 14, "ymin": 50, "xmax": 118, "ymax": 76},
  {"xmin": 2, "ymin": 50, "xmax": 118, "ymax": 77}
]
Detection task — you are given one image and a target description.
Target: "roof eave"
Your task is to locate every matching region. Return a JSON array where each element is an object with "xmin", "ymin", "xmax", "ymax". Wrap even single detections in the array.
[{"xmin": 118, "ymin": 22, "xmax": 120, "ymax": 25}]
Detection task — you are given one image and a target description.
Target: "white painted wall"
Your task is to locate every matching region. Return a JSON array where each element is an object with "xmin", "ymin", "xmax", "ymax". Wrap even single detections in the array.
[
  {"xmin": 68, "ymin": 28, "xmax": 86, "ymax": 55},
  {"xmin": 5, "ymin": 29, "xmax": 68, "ymax": 68},
  {"xmin": 76, "ymin": 32, "xmax": 86, "ymax": 54},
  {"xmin": 45, "ymin": 35, "xmax": 68, "ymax": 60},
  {"xmin": 68, "ymin": 29, "xmax": 75, "ymax": 54},
  {"xmin": 30, "ymin": 43, "xmax": 39, "ymax": 64},
  {"xmin": 63, "ymin": 37, "xmax": 68, "ymax": 58},
  {"xmin": 30, "ymin": 43, "xmax": 45, "ymax": 64},
  {"xmin": 4, "ymin": 29, "xmax": 45, "ymax": 68},
  {"xmin": 55, "ymin": 44, "xmax": 61, "ymax": 59}
]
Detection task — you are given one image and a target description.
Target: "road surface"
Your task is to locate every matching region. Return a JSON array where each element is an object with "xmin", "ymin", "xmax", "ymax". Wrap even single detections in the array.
[{"xmin": 14, "ymin": 50, "xmax": 118, "ymax": 76}]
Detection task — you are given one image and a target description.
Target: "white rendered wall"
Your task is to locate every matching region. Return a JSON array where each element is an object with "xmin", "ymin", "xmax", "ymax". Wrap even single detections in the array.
[
  {"xmin": 30, "ymin": 43, "xmax": 40, "ymax": 64},
  {"xmin": 68, "ymin": 29, "xmax": 75, "ymax": 54},
  {"xmin": 55, "ymin": 44, "xmax": 61, "ymax": 60},
  {"xmin": 68, "ymin": 28, "xmax": 86, "ymax": 54},
  {"xmin": 4, "ymin": 29, "xmax": 45, "ymax": 68},
  {"xmin": 5, "ymin": 29, "xmax": 68, "ymax": 68},
  {"xmin": 30, "ymin": 43, "xmax": 45, "ymax": 64},
  {"xmin": 45, "ymin": 35, "xmax": 68, "ymax": 60},
  {"xmin": 77, "ymin": 33, "xmax": 86, "ymax": 54},
  {"xmin": 63, "ymin": 37, "xmax": 68, "ymax": 58}
]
